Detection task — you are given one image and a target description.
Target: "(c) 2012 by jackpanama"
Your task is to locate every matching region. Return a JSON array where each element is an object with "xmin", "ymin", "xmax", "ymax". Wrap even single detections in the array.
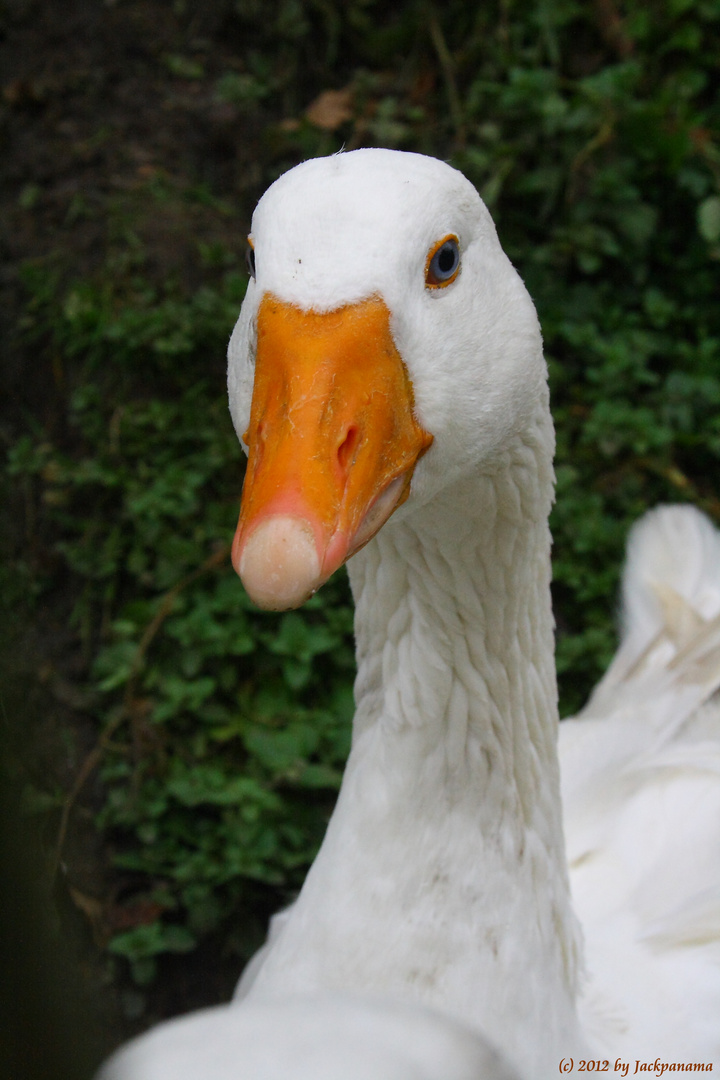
[{"xmin": 558, "ymin": 1059, "xmax": 714, "ymax": 1075}]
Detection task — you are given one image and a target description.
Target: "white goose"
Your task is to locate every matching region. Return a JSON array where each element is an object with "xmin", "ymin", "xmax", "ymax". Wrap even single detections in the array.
[{"xmin": 223, "ymin": 149, "xmax": 720, "ymax": 1077}]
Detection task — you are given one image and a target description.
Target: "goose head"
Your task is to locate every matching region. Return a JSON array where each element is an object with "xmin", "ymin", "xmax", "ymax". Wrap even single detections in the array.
[{"xmin": 227, "ymin": 149, "xmax": 546, "ymax": 609}]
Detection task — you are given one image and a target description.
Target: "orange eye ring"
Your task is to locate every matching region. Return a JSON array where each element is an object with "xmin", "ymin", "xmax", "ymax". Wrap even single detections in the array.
[{"xmin": 425, "ymin": 234, "xmax": 461, "ymax": 289}]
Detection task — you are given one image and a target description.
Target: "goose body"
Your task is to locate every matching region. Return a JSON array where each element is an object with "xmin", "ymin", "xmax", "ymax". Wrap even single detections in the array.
[
  {"xmin": 98, "ymin": 993, "xmax": 519, "ymax": 1080},
  {"xmin": 225, "ymin": 150, "xmax": 720, "ymax": 1076},
  {"xmin": 563, "ymin": 504, "xmax": 720, "ymax": 1058}
]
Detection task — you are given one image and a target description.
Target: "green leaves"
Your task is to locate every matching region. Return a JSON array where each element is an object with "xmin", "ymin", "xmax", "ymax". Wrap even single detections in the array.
[
  {"xmin": 262, "ymin": 611, "xmax": 347, "ymax": 691},
  {"xmin": 108, "ymin": 923, "xmax": 196, "ymax": 987},
  {"xmin": 698, "ymin": 195, "xmax": 720, "ymax": 243},
  {"xmin": 6, "ymin": 0, "xmax": 720, "ymax": 986},
  {"xmin": 10, "ymin": 247, "xmax": 357, "ymax": 982}
]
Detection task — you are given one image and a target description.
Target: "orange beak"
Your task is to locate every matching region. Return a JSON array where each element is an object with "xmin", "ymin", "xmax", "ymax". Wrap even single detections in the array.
[{"xmin": 232, "ymin": 293, "xmax": 433, "ymax": 610}]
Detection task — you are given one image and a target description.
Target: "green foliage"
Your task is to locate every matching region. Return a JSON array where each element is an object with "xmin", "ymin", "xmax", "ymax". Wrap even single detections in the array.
[
  {"xmin": 5, "ymin": 0, "xmax": 720, "ymax": 982},
  {"xmin": 9, "ymin": 255, "xmax": 356, "ymax": 978},
  {"xmin": 108, "ymin": 922, "xmax": 196, "ymax": 987}
]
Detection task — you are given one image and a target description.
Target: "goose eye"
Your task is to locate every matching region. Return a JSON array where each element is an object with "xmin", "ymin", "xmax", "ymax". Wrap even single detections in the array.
[
  {"xmin": 246, "ymin": 245, "xmax": 256, "ymax": 279},
  {"xmin": 425, "ymin": 235, "xmax": 460, "ymax": 289}
]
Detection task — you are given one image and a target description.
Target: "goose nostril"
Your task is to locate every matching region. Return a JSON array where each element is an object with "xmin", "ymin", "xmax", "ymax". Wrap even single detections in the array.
[
  {"xmin": 244, "ymin": 422, "xmax": 266, "ymax": 478},
  {"xmin": 337, "ymin": 426, "xmax": 360, "ymax": 474},
  {"xmin": 243, "ymin": 421, "xmax": 265, "ymax": 450}
]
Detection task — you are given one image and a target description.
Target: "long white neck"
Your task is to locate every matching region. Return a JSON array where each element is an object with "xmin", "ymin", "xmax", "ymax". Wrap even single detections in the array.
[
  {"xmin": 247, "ymin": 400, "xmax": 586, "ymax": 1078},
  {"xmin": 352, "ymin": 406, "xmax": 563, "ymax": 848}
]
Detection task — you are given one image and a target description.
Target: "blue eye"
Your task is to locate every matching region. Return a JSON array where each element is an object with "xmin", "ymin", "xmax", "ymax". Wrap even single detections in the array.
[
  {"xmin": 425, "ymin": 236, "xmax": 460, "ymax": 288},
  {"xmin": 246, "ymin": 245, "xmax": 256, "ymax": 279}
]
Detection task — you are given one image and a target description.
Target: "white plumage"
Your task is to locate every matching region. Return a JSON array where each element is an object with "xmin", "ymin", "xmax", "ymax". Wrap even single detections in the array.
[
  {"xmin": 98, "ymin": 994, "xmax": 519, "ymax": 1080},
  {"xmin": 97, "ymin": 150, "xmax": 720, "ymax": 1079},
  {"xmin": 563, "ymin": 504, "xmax": 720, "ymax": 1058}
]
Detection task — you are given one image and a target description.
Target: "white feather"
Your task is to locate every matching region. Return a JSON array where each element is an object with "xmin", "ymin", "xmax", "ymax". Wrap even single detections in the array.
[
  {"xmin": 563, "ymin": 505, "xmax": 720, "ymax": 1059},
  {"xmin": 97, "ymin": 994, "xmax": 519, "ymax": 1080}
]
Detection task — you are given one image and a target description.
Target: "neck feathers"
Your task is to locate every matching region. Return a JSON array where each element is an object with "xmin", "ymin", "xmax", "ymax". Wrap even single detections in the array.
[
  {"xmin": 349, "ymin": 401, "xmax": 561, "ymax": 845},
  {"xmin": 346, "ymin": 403, "xmax": 584, "ymax": 1067}
]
